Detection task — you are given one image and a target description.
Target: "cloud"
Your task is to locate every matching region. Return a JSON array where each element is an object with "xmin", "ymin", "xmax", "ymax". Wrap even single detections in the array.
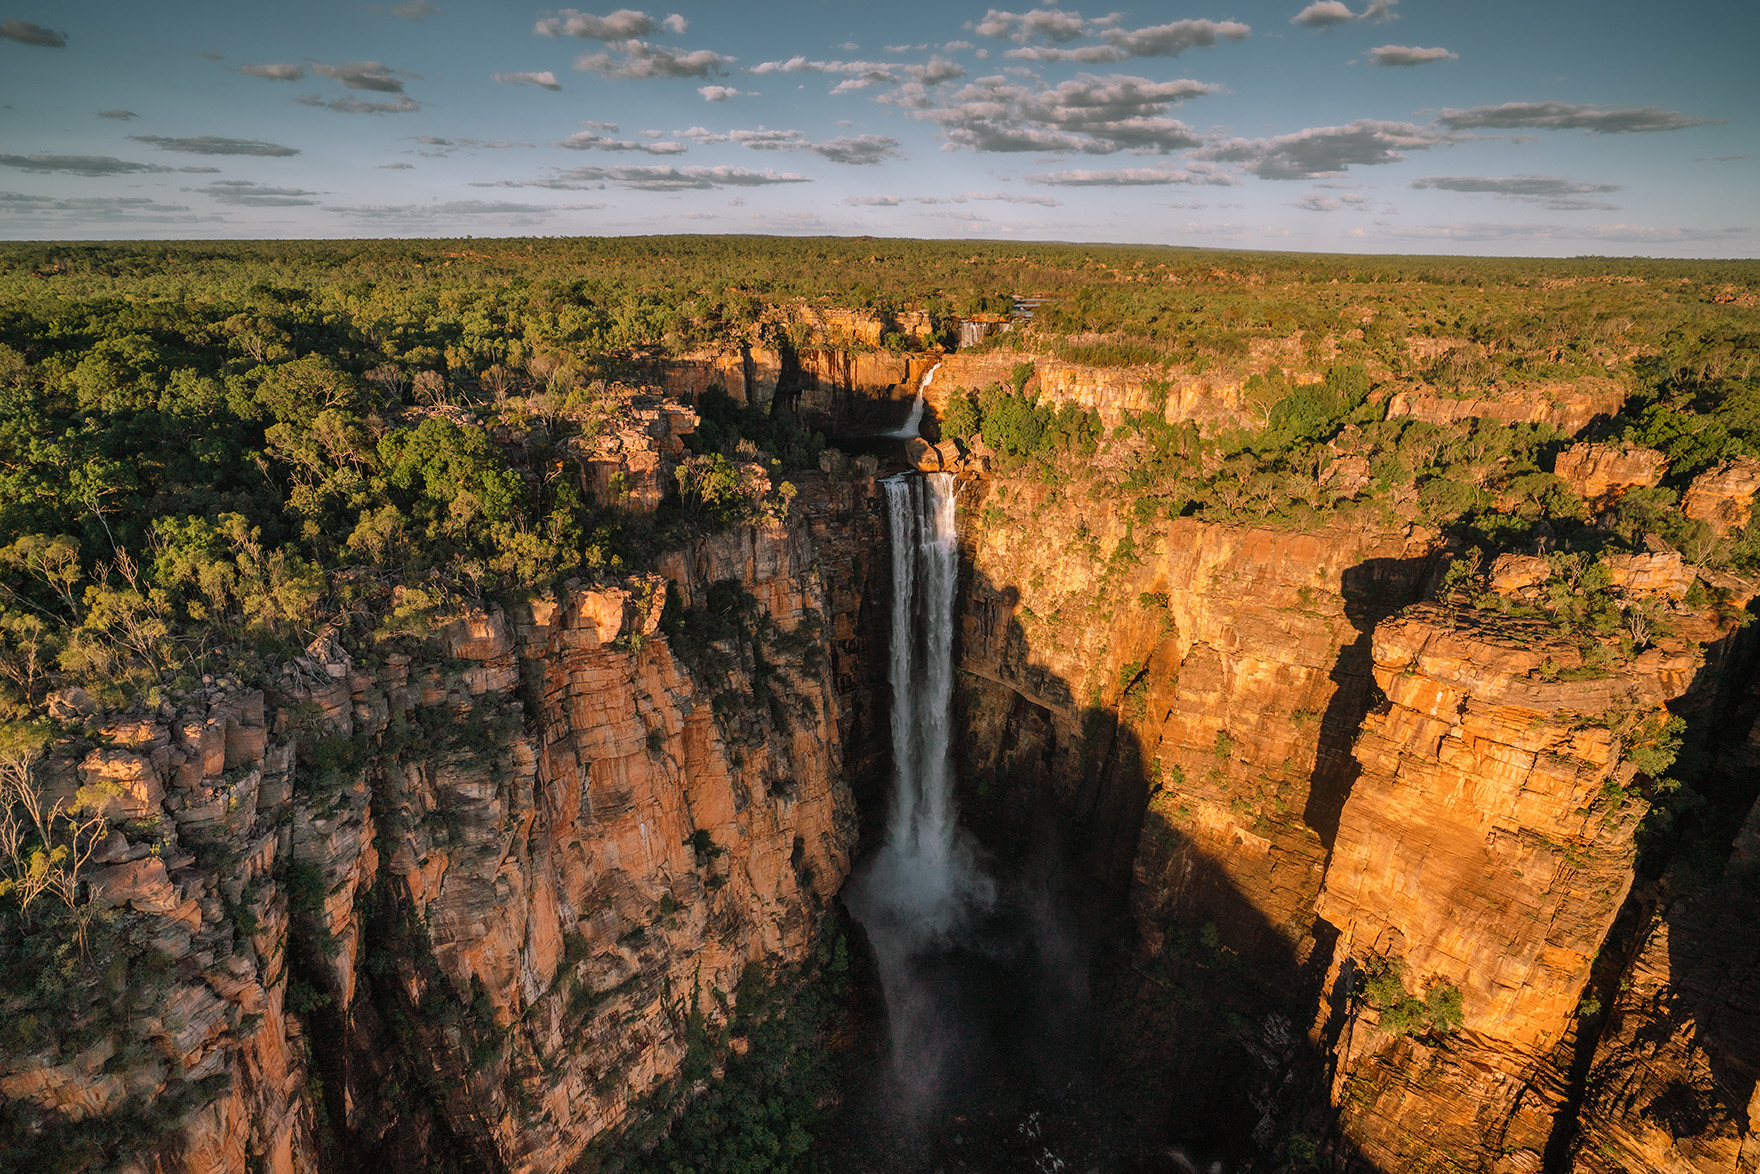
[
  {"xmin": 375, "ymin": 0, "xmax": 440, "ymax": 19},
  {"xmin": 1412, "ymin": 173, "xmax": 1622, "ymax": 210},
  {"xmin": 844, "ymin": 195, "xmax": 903, "ymax": 206},
  {"xmin": 411, "ymin": 136, "xmax": 533, "ymax": 153},
  {"xmin": 973, "ymin": 8, "xmax": 1097, "ymax": 44},
  {"xmin": 535, "ymin": 8, "xmax": 661, "ymax": 39},
  {"xmin": 191, "ymin": 180, "xmax": 324, "ymax": 207},
  {"xmin": 97, "ymin": 109, "xmax": 137, "ymax": 120},
  {"xmin": 747, "ymin": 55, "xmax": 963, "ymax": 90},
  {"xmin": 131, "ymin": 135, "xmax": 301, "ymax": 156},
  {"xmin": 0, "ymin": 154, "xmax": 170, "ymax": 176},
  {"xmin": 326, "ymin": 199, "xmax": 602, "ymax": 225},
  {"xmin": 1195, "ymin": 119, "xmax": 1443, "ymax": 179},
  {"xmin": 0, "ymin": 19, "xmax": 66, "ymax": 47},
  {"xmin": 313, "ymin": 61, "xmax": 409, "ymax": 93},
  {"xmin": 699, "ymin": 85, "xmax": 741, "ymax": 101},
  {"xmin": 297, "ymin": 94, "xmax": 421, "ymax": 113},
  {"xmin": 239, "ymin": 63, "xmax": 305, "ymax": 80},
  {"xmin": 1004, "ymin": 18, "xmax": 1251, "ymax": 64},
  {"xmin": 483, "ymin": 164, "xmax": 811, "ymax": 191},
  {"xmin": 1027, "ymin": 163, "xmax": 1235, "ymax": 185},
  {"xmin": 711, "ymin": 128, "xmax": 902, "ymax": 164},
  {"xmin": 377, "ymin": 162, "xmax": 416, "ymax": 169},
  {"xmin": 663, "ymin": 13, "xmax": 686, "ymax": 33},
  {"xmin": 1383, "ymin": 220, "xmax": 1748, "ymax": 245},
  {"xmin": 965, "ymin": 190, "xmax": 1060, "ymax": 206},
  {"xmin": 177, "ymin": 166, "xmax": 221, "ymax": 173},
  {"xmin": 1366, "ymin": 44, "xmax": 1455, "ymax": 66},
  {"xmin": 557, "ymin": 128, "xmax": 685, "ymax": 154},
  {"xmin": 912, "ymin": 72, "xmax": 1216, "ymax": 154},
  {"xmin": 1291, "ymin": 0, "xmax": 1396, "ymax": 27},
  {"xmin": 576, "ymin": 41, "xmax": 730, "ymax": 78},
  {"xmin": 1292, "ymin": 191, "xmax": 1371, "ymax": 211},
  {"xmin": 1436, "ymin": 101, "xmax": 1712, "ymax": 134},
  {"xmin": 495, "ymin": 70, "xmax": 561, "ymax": 89},
  {"xmin": 0, "ymin": 192, "xmax": 205, "ymax": 224}
]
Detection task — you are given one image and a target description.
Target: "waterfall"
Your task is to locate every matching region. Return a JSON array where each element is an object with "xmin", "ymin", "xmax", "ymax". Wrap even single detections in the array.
[
  {"xmin": 891, "ymin": 362, "xmax": 940, "ymax": 438},
  {"xmin": 848, "ymin": 472, "xmax": 992, "ymax": 1105}
]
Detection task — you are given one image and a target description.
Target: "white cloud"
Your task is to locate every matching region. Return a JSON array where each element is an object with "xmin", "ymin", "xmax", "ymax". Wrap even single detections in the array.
[
  {"xmin": 313, "ymin": 61, "xmax": 410, "ymax": 93},
  {"xmin": 746, "ymin": 55, "xmax": 963, "ymax": 90},
  {"xmin": 1195, "ymin": 119, "xmax": 1444, "ymax": 179},
  {"xmin": 327, "ymin": 199, "xmax": 603, "ymax": 225},
  {"xmin": 699, "ymin": 85, "xmax": 741, "ymax": 101},
  {"xmin": 495, "ymin": 70, "xmax": 562, "ymax": 89},
  {"xmin": 1004, "ymin": 18, "xmax": 1251, "ymax": 64},
  {"xmin": 973, "ymin": 8, "xmax": 1096, "ymax": 44},
  {"xmin": 1027, "ymin": 164, "xmax": 1235, "ymax": 185},
  {"xmin": 1436, "ymin": 101, "xmax": 1712, "ymax": 134},
  {"xmin": 911, "ymin": 73, "xmax": 1216, "ymax": 154},
  {"xmin": 481, "ymin": 164, "xmax": 811, "ymax": 191},
  {"xmin": 535, "ymin": 9, "xmax": 660, "ymax": 39},
  {"xmin": 239, "ymin": 63, "xmax": 305, "ymax": 81},
  {"xmin": 1292, "ymin": 192, "xmax": 1371, "ymax": 211},
  {"xmin": 1291, "ymin": 0, "xmax": 1396, "ymax": 27},
  {"xmin": 297, "ymin": 94, "xmax": 421, "ymax": 114},
  {"xmin": 1365, "ymin": 44, "xmax": 1456, "ymax": 66},
  {"xmin": 844, "ymin": 195, "xmax": 903, "ymax": 206},
  {"xmin": 576, "ymin": 41, "xmax": 731, "ymax": 78},
  {"xmin": 557, "ymin": 128, "xmax": 685, "ymax": 153}
]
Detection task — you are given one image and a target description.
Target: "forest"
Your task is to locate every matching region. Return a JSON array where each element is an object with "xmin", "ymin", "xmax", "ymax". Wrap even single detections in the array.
[{"xmin": 0, "ymin": 235, "xmax": 1757, "ymax": 1174}]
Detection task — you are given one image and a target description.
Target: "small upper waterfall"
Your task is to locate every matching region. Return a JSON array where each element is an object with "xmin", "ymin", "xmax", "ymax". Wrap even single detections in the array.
[{"xmin": 891, "ymin": 362, "xmax": 941, "ymax": 438}]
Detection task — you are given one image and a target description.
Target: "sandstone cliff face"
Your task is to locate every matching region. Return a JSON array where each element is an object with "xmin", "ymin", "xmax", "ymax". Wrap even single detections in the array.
[
  {"xmin": 1555, "ymin": 442, "xmax": 1669, "ymax": 508},
  {"xmin": 1569, "ymin": 797, "xmax": 1760, "ymax": 1174},
  {"xmin": 1384, "ymin": 382, "xmax": 1627, "ymax": 436},
  {"xmin": 0, "ymin": 470, "xmax": 883, "ymax": 1174},
  {"xmin": 1311, "ymin": 604, "xmax": 1733, "ymax": 1174}
]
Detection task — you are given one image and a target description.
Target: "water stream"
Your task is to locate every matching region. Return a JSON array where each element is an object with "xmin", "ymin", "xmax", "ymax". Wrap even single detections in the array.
[{"xmin": 890, "ymin": 362, "xmax": 941, "ymax": 438}]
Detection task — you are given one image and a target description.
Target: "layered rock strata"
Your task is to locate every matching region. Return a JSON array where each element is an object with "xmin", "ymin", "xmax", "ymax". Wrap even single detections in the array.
[
  {"xmin": 0, "ymin": 471, "xmax": 881, "ymax": 1174},
  {"xmin": 1312, "ymin": 603, "xmax": 1734, "ymax": 1173}
]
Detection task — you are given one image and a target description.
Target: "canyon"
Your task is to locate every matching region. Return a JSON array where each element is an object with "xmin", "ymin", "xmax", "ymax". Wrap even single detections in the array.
[{"xmin": 4, "ymin": 301, "xmax": 1759, "ymax": 1174}]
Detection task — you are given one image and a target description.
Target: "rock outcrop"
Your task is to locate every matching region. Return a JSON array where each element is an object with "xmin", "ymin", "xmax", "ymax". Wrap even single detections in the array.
[
  {"xmin": 0, "ymin": 468, "xmax": 884, "ymax": 1174},
  {"xmin": 1683, "ymin": 456, "xmax": 1760, "ymax": 536},
  {"xmin": 1555, "ymin": 443, "xmax": 1668, "ymax": 508},
  {"xmin": 1312, "ymin": 602, "xmax": 1734, "ymax": 1173}
]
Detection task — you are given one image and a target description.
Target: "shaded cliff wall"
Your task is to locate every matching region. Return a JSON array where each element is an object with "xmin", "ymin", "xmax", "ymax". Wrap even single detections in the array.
[{"xmin": 0, "ymin": 471, "xmax": 887, "ymax": 1174}]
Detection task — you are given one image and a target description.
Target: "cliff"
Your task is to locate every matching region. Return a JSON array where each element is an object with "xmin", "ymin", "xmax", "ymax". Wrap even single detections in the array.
[{"xmin": 0, "ymin": 466, "xmax": 885, "ymax": 1174}]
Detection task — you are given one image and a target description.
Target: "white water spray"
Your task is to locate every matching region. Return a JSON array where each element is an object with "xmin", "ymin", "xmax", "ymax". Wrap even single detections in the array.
[{"xmin": 891, "ymin": 362, "xmax": 941, "ymax": 438}]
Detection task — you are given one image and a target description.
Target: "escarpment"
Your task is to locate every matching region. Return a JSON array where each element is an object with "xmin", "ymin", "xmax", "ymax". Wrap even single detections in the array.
[
  {"xmin": 5, "ymin": 240, "xmax": 1760, "ymax": 1174},
  {"xmin": 0, "ymin": 454, "xmax": 887, "ymax": 1174}
]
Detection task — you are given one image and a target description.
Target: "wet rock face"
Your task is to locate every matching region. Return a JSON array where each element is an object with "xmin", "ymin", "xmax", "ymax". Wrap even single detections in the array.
[{"xmin": 0, "ymin": 472, "xmax": 881, "ymax": 1174}]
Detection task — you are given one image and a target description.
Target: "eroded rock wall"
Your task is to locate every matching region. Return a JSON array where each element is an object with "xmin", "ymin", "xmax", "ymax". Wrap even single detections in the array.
[{"xmin": 0, "ymin": 472, "xmax": 883, "ymax": 1174}]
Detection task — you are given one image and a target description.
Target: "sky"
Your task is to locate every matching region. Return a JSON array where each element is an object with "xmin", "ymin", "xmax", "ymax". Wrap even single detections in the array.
[{"xmin": 1, "ymin": 0, "xmax": 1755, "ymax": 255}]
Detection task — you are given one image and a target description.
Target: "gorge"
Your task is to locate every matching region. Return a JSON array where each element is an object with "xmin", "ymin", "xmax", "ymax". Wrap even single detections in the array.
[{"xmin": 1, "ymin": 239, "xmax": 1758, "ymax": 1174}]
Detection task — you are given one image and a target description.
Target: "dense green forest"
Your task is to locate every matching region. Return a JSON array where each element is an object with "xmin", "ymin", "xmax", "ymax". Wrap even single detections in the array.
[
  {"xmin": 0, "ymin": 236, "xmax": 1757, "ymax": 1172},
  {"xmin": 0, "ymin": 236, "xmax": 1753, "ymax": 718}
]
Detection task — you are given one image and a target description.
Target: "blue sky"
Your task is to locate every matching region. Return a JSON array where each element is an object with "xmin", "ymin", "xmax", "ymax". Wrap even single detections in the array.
[{"xmin": 1, "ymin": 0, "xmax": 1754, "ymax": 254}]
